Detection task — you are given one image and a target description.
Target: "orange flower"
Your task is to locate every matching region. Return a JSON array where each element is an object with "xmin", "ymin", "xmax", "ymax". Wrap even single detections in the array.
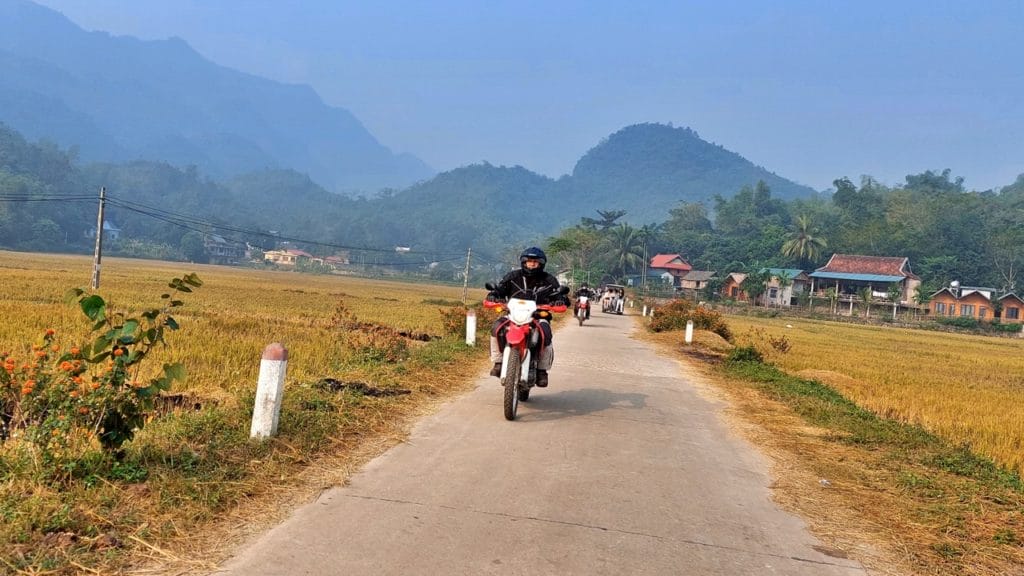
[
  {"xmin": 60, "ymin": 361, "xmax": 74, "ymax": 371},
  {"xmin": 70, "ymin": 347, "xmax": 80, "ymax": 356},
  {"xmin": 25, "ymin": 379, "xmax": 35, "ymax": 388},
  {"xmin": 90, "ymin": 382, "xmax": 101, "ymax": 390},
  {"xmin": 21, "ymin": 386, "xmax": 33, "ymax": 395},
  {"xmin": 69, "ymin": 390, "xmax": 79, "ymax": 398},
  {"xmin": 78, "ymin": 407, "xmax": 90, "ymax": 415},
  {"xmin": 113, "ymin": 348, "xmax": 124, "ymax": 357},
  {"xmin": 45, "ymin": 329, "xmax": 55, "ymax": 336},
  {"xmin": 51, "ymin": 344, "xmax": 60, "ymax": 352},
  {"xmin": 72, "ymin": 376, "xmax": 83, "ymax": 384},
  {"xmin": 35, "ymin": 351, "xmax": 46, "ymax": 358}
]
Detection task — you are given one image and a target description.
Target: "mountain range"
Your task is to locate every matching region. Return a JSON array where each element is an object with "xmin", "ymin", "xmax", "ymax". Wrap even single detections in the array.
[
  {"xmin": 0, "ymin": 0, "xmax": 825, "ymax": 259},
  {"xmin": 0, "ymin": 0, "xmax": 433, "ymax": 193}
]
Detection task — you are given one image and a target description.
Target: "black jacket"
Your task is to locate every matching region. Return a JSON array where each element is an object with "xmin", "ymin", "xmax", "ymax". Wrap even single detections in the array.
[
  {"xmin": 488, "ymin": 269, "xmax": 568, "ymax": 306},
  {"xmin": 574, "ymin": 288, "xmax": 595, "ymax": 299}
]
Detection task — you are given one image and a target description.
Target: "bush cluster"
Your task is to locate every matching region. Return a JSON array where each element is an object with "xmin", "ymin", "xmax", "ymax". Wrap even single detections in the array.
[{"xmin": 648, "ymin": 299, "xmax": 732, "ymax": 341}]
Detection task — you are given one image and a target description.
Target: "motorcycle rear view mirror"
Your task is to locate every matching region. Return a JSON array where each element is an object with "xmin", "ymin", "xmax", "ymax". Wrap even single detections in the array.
[
  {"xmin": 485, "ymin": 282, "xmax": 497, "ymax": 291},
  {"xmin": 557, "ymin": 285, "xmax": 570, "ymax": 295}
]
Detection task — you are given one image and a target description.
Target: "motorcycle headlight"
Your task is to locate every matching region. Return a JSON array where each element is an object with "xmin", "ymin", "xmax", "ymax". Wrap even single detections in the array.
[{"xmin": 510, "ymin": 308, "xmax": 533, "ymax": 324}]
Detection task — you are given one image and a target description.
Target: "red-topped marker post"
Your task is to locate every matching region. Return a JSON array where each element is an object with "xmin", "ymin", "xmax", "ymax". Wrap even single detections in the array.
[{"xmin": 250, "ymin": 342, "xmax": 289, "ymax": 439}]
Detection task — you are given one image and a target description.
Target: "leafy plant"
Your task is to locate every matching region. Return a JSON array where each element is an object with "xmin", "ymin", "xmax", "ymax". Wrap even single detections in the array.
[{"xmin": 0, "ymin": 273, "xmax": 202, "ymax": 473}]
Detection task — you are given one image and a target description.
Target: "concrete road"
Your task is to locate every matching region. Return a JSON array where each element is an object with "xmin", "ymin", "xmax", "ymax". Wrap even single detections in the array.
[{"xmin": 215, "ymin": 311, "xmax": 866, "ymax": 575}]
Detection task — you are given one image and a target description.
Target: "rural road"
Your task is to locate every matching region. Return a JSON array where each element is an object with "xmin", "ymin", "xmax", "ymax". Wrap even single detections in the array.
[{"xmin": 213, "ymin": 310, "xmax": 866, "ymax": 575}]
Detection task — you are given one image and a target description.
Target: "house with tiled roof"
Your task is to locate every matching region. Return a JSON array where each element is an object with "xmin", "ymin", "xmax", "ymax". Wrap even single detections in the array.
[
  {"xmin": 809, "ymin": 254, "xmax": 921, "ymax": 305},
  {"xmin": 649, "ymin": 254, "xmax": 692, "ymax": 287}
]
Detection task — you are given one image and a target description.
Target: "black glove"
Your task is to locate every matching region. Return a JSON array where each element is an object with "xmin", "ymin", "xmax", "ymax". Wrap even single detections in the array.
[{"xmin": 485, "ymin": 292, "xmax": 501, "ymax": 303}]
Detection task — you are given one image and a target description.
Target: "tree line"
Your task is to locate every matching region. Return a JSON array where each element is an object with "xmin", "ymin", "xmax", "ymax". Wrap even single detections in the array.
[{"xmin": 547, "ymin": 172, "xmax": 1024, "ymax": 296}]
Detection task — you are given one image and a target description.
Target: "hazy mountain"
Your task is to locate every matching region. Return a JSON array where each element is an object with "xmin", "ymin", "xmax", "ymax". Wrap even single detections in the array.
[
  {"xmin": 0, "ymin": 0, "xmax": 433, "ymax": 193},
  {"xmin": 566, "ymin": 123, "xmax": 818, "ymax": 223}
]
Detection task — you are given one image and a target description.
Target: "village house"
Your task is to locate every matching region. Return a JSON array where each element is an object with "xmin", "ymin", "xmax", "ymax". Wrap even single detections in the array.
[
  {"xmin": 203, "ymin": 234, "xmax": 245, "ymax": 265},
  {"xmin": 86, "ymin": 220, "xmax": 121, "ymax": 241},
  {"xmin": 930, "ymin": 287, "xmax": 994, "ymax": 321},
  {"xmin": 263, "ymin": 248, "xmax": 313, "ymax": 266},
  {"xmin": 678, "ymin": 270, "xmax": 716, "ymax": 292},
  {"xmin": 999, "ymin": 293, "xmax": 1023, "ymax": 322},
  {"xmin": 762, "ymin": 268, "xmax": 810, "ymax": 307},
  {"xmin": 648, "ymin": 254, "xmax": 693, "ymax": 288},
  {"xmin": 809, "ymin": 254, "xmax": 921, "ymax": 306},
  {"xmin": 931, "ymin": 287, "xmax": 1024, "ymax": 324},
  {"xmin": 721, "ymin": 272, "xmax": 748, "ymax": 302}
]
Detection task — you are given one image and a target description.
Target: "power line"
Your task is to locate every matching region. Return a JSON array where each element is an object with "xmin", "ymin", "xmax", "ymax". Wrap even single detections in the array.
[
  {"xmin": 102, "ymin": 194, "xmax": 465, "ymax": 258},
  {"xmin": 2, "ymin": 190, "xmax": 482, "ymax": 265}
]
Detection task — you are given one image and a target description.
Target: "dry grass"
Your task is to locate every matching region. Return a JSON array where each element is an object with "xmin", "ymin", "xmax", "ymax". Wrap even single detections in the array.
[
  {"xmin": 725, "ymin": 315, "xmax": 1024, "ymax": 477},
  {"xmin": 0, "ymin": 250, "xmax": 491, "ymax": 575}
]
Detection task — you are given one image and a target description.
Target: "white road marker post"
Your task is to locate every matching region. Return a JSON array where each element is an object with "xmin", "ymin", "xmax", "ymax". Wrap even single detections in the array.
[
  {"xmin": 250, "ymin": 343, "xmax": 288, "ymax": 439},
  {"xmin": 465, "ymin": 308, "xmax": 477, "ymax": 346},
  {"xmin": 685, "ymin": 320, "xmax": 694, "ymax": 344},
  {"xmin": 642, "ymin": 305, "xmax": 648, "ymax": 317}
]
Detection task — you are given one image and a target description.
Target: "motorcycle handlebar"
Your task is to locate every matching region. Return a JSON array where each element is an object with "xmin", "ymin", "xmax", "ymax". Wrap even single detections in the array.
[{"xmin": 481, "ymin": 300, "xmax": 567, "ymax": 314}]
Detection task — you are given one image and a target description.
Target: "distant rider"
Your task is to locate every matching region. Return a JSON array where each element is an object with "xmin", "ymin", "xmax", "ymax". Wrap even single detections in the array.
[
  {"xmin": 486, "ymin": 247, "xmax": 569, "ymax": 387},
  {"xmin": 573, "ymin": 282, "xmax": 594, "ymax": 320}
]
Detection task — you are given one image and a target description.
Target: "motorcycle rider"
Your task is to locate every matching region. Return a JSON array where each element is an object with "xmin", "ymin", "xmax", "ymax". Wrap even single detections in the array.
[
  {"xmin": 486, "ymin": 247, "xmax": 569, "ymax": 387},
  {"xmin": 573, "ymin": 282, "xmax": 594, "ymax": 320}
]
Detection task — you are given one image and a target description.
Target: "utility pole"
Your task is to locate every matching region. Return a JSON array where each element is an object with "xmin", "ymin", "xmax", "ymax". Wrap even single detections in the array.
[
  {"xmin": 642, "ymin": 241, "xmax": 648, "ymax": 290},
  {"xmin": 91, "ymin": 187, "xmax": 106, "ymax": 289},
  {"xmin": 462, "ymin": 247, "xmax": 472, "ymax": 304}
]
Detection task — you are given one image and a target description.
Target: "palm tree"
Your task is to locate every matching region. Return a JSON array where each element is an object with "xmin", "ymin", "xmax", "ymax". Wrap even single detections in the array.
[
  {"xmin": 782, "ymin": 215, "xmax": 827, "ymax": 267},
  {"xmin": 600, "ymin": 224, "xmax": 645, "ymax": 280}
]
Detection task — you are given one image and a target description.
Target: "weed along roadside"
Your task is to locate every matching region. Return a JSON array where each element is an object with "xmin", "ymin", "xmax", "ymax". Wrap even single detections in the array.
[
  {"xmin": 0, "ymin": 252, "xmax": 494, "ymax": 575},
  {"xmin": 640, "ymin": 302, "xmax": 1024, "ymax": 576}
]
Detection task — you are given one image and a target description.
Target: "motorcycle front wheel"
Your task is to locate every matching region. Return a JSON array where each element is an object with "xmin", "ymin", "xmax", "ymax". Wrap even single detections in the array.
[{"xmin": 503, "ymin": 350, "xmax": 522, "ymax": 420}]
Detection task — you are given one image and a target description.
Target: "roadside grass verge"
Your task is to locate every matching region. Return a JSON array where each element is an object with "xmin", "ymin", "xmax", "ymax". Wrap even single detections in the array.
[{"xmin": 640, "ymin": 323, "xmax": 1024, "ymax": 576}]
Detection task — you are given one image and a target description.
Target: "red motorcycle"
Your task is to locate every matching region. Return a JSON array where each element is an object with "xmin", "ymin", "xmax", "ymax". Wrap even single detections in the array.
[
  {"xmin": 484, "ymin": 283, "xmax": 568, "ymax": 420},
  {"xmin": 574, "ymin": 295, "xmax": 590, "ymax": 326}
]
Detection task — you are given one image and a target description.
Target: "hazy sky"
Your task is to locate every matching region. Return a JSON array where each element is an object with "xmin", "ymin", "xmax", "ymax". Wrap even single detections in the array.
[{"xmin": 34, "ymin": 0, "xmax": 1024, "ymax": 191}]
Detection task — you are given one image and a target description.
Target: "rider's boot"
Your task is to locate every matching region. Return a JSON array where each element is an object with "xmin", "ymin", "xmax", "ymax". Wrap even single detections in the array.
[
  {"xmin": 489, "ymin": 363, "xmax": 502, "ymax": 377},
  {"xmin": 535, "ymin": 370, "xmax": 548, "ymax": 387}
]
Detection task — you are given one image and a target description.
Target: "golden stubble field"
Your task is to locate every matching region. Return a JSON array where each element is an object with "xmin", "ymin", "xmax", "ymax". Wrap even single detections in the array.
[
  {"xmin": 1, "ymin": 251, "xmax": 479, "ymax": 400},
  {"xmin": 726, "ymin": 314, "xmax": 1024, "ymax": 477},
  {"xmin": 0, "ymin": 250, "xmax": 493, "ymax": 574}
]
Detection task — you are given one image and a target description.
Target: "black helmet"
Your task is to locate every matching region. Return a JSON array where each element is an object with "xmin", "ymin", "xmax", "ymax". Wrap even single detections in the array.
[
  {"xmin": 581, "ymin": 282, "xmax": 589, "ymax": 289},
  {"xmin": 519, "ymin": 246, "xmax": 547, "ymax": 276}
]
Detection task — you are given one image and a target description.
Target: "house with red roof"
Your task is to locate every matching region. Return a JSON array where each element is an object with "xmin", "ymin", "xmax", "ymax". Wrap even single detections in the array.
[
  {"xmin": 809, "ymin": 254, "xmax": 921, "ymax": 305},
  {"xmin": 649, "ymin": 254, "xmax": 692, "ymax": 287}
]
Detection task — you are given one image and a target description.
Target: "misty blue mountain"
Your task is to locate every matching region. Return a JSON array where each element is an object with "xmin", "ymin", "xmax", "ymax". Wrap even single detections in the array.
[{"xmin": 0, "ymin": 0, "xmax": 433, "ymax": 193}]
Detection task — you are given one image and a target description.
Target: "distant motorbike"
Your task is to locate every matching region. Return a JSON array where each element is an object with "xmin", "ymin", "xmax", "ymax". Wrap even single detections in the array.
[
  {"xmin": 484, "ymin": 283, "xmax": 568, "ymax": 420},
  {"xmin": 574, "ymin": 295, "xmax": 590, "ymax": 326}
]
